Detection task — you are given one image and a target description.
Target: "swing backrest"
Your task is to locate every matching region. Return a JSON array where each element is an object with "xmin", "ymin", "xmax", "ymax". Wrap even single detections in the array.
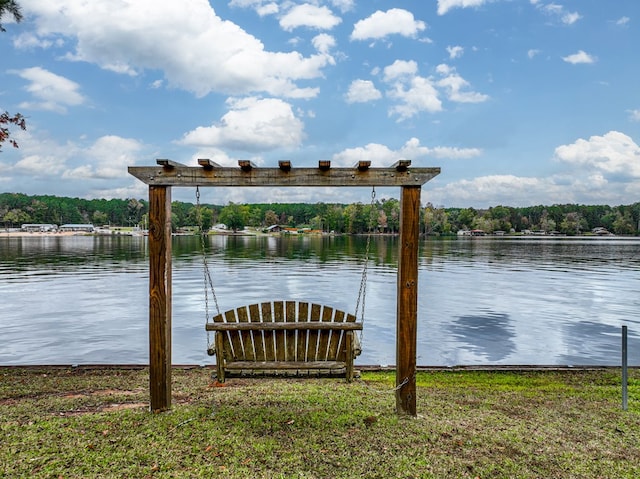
[{"xmin": 208, "ymin": 300, "xmax": 362, "ymax": 363}]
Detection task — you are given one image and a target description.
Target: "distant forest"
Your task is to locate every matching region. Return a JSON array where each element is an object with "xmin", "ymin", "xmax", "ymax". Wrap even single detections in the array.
[{"xmin": 1, "ymin": 192, "xmax": 639, "ymax": 236}]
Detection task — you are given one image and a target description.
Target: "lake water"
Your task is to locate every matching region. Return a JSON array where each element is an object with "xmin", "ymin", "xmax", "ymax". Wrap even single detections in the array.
[{"xmin": 1, "ymin": 234, "xmax": 638, "ymax": 367}]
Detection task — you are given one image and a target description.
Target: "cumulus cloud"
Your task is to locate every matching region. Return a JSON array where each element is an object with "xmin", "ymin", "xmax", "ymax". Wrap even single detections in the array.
[
  {"xmin": 437, "ymin": 0, "xmax": 490, "ymax": 16},
  {"xmin": 180, "ymin": 97, "xmax": 305, "ymax": 152},
  {"xmin": 562, "ymin": 50, "xmax": 596, "ymax": 64},
  {"xmin": 527, "ymin": 49, "xmax": 540, "ymax": 59},
  {"xmin": 351, "ymin": 8, "xmax": 426, "ymax": 41},
  {"xmin": 13, "ymin": 67, "xmax": 86, "ymax": 113},
  {"xmin": 435, "ymin": 64, "xmax": 489, "ymax": 103},
  {"xmin": 21, "ymin": 0, "xmax": 331, "ymax": 99},
  {"xmin": 447, "ymin": 45, "xmax": 464, "ymax": 59},
  {"xmin": 373, "ymin": 61, "xmax": 488, "ymax": 120},
  {"xmin": 64, "ymin": 136, "xmax": 144, "ymax": 179},
  {"xmin": 332, "ymin": 137, "xmax": 481, "ymax": 167},
  {"xmin": 554, "ymin": 131, "xmax": 640, "ymax": 178},
  {"xmin": 279, "ymin": 4, "xmax": 341, "ymax": 31},
  {"xmin": 345, "ymin": 80, "xmax": 382, "ymax": 104}
]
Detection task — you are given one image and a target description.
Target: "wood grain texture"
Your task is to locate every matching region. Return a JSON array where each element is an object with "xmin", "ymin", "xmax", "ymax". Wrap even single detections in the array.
[{"xmin": 396, "ymin": 186, "xmax": 420, "ymax": 416}]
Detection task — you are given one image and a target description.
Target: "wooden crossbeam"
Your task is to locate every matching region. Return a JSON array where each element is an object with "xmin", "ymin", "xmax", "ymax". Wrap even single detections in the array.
[{"xmin": 128, "ymin": 163, "xmax": 440, "ymax": 187}]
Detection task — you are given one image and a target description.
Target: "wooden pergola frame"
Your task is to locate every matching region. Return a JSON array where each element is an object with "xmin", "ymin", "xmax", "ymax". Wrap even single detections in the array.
[{"xmin": 128, "ymin": 159, "xmax": 440, "ymax": 416}]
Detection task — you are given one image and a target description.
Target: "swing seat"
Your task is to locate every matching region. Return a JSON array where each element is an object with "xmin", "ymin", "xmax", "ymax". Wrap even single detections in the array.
[{"xmin": 205, "ymin": 300, "xmax": 362, "ymax": 382}]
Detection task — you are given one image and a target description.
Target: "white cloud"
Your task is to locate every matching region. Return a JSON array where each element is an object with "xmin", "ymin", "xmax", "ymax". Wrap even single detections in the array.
[
  {"xmin": 629, "ymin": 110, "xmax": 640, "ymax": 122},
  {"xmin": 21, "ymin": 0, "xmax": 332, "ymax": 99},
  {"xmin": 312, "ymin": 33, "xmax": 336, "ymax": 56},
  {"xmin": 64, "ymin": 136, "xmax": 144, "ymax": 179},
  {"xmin": 535, "ymin": 2, "xmax": 582, "ymax": 26},
  {"xmin": 383, "ymin": 60, "xmax": 419, "ymax": 81},
  {"xmin": 562, "ymin": 12, "xmax": 581, "ymax": 25},
  {"xmin": 332, "ymin": 137, "xmax": 481, "ymax": 167},
  {"xmin": 13, "ymin": 67, "xmax": 86, "ymax": 113},
  {"xmin": 562, "ymin": 50, "xmax": 596, "ymax": 64},
  {"xmin": 436, "ymin": 64, "xmax": 489, "ymax": 103},
  {"xmin": 527, "ymin": 49, "xmax": 540, "ymax": 59},
  {"xmin": 330, "ymin": 0, "xmax": 355, "ymax": 13},
  {"xmin": 437, "ymin": 0, "xmax": 490, "ymax": 16},
  {"xmin": 447, "ymin": 45, "xmax": 464, "ymax": 59},
  {"xmin": 430, "ymin": 175, "xmax": 561, "ymax": 207},
  {"xmin": 351, "ymin": 9, "xmax": 426, "ymax": 41},
  {"xmin": 180, "ymin": 97, "xmax": 305, "ymax": 152},
  {"xmin": 345, "ymin": 80, "xmax": 382, "ymax": 104},
  {"xmin": 279, "ymin": 4, "xmax": 341, "ymax": 32},
  {"xmin": 554, "ymin": 131, "xmax": 640, "ymax": 178}
]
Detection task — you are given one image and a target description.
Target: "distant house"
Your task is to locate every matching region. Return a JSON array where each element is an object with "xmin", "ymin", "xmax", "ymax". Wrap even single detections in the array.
[
  {"xmin": 265, "ymin": 225, "xmax": 282, "ymax": 233},
  {"xmin": 59, "ymin": 224, "xmax": 94, "ymax": 232},
  {"xmin": 470, "ymin": 229, "xmax": 486, "ymax": 236},
  {"xmin": 21, "ymin": 223, "xmax": 57, "ymax": 232}
]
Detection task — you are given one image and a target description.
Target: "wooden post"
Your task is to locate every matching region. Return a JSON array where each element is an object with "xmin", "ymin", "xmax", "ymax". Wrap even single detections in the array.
[
  {"xmin": 396, "ymin": 186, "xmax": 420, "ymax": 416},
  {"xmin": 148, "ymin": 185, "xmax": 172, "ymax": 412}
]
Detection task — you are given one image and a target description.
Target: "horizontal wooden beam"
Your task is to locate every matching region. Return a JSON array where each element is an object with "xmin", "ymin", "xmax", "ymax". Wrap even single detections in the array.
[
  {"xmin": 206, "ymin": 322, "xmax": 362, "ymax": 331},
  {"xmin": 128, "ymin": 165, "xmax": 440, "ymax": 187}
]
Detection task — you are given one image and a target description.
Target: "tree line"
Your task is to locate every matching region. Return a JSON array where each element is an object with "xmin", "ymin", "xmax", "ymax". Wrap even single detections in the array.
[{"xmin": 2, "ymin": 192, "xmax": 639, "ymax": 236}]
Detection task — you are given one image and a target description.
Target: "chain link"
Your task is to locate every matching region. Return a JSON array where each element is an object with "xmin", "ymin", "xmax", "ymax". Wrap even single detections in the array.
[
  {"xmin": 197, "ymin": 186, "xmax": 221, "ymax": 355},
  {"xmin": 354, "ymin": 186, "xmax": 376, "ymax": 344}
]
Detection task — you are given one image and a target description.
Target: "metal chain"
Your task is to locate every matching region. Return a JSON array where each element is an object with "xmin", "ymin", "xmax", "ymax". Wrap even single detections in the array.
[
  {"xmin": 354, "ymin": 186, "xmax": 376, "ymax": 344},
  {"xmin": 196, "ymin": 186, "xmax": 221, "ymax": 355}
]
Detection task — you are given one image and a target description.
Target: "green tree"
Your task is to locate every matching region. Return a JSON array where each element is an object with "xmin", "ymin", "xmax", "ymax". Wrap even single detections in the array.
[
  {"xmin": 612, "ymin": 210, "xmax": 635, "ymax": 235},
  {"xmin": 3, "ymin": 208, "xmax": 30, "ymax": 226},
  {"xmin": 219, "ymin": 202, "xmax": 245, "ymax": 231}
]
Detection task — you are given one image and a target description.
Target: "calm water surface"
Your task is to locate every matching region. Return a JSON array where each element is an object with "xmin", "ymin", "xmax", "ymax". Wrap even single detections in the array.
[{"xmin": 1, "ymin": 234, "xmax": 638, "ymax": 366}]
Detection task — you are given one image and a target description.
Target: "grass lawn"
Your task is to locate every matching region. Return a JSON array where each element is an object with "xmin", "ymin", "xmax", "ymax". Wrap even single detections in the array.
[{"xmin": 1, "ymin": 367, "xmax": 638, "ymax": 478}]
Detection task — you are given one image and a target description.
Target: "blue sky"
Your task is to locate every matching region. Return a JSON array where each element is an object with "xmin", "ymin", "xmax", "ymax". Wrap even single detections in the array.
[{"xmin": 1, "ymin": 0, "xmax": 639, "ymax": 207}]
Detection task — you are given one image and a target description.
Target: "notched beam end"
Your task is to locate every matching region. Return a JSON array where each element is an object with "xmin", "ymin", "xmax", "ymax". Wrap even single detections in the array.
[
  {"xmin": 278, "ymin": 160, "xmax": 292, "ymax": 172},
  {"xmin": 392, "ymin": 159, "xmax": 411, "ymax": 172},
  {"xmin": 318, "ymin": 160, "xmax": 331, "ymax": 171},
  {"xmin": 156, "ymin": 159, "xmax": 186, "ymax": 169},
  {"xmin": 239, "ymin": 160, "xmax": 257, "ymax": 172},
  {"xmin": 355, "ymin": 160, "xmax": 371, "ymax": 172},
  {"xmin": 198, "ymin": 158, "xmax": 222, "ymax": 170}
]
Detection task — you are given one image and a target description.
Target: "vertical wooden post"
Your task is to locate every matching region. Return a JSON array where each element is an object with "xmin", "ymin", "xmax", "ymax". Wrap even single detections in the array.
[
  {"xmin": 396, "ymin": 186, "xmax": 421, "ymax": 416},
  {"xmin": 148, "ymin": 185, "xmax": 172, "ymax": 412}
]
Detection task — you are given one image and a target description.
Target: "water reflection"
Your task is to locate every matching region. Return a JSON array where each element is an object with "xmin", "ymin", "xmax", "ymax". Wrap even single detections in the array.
[
  {"xmin": 450, "ymin": 311, "xmax": 516, "ymax": 362},
  {"xmin": 1, "ymin": 235, "xmax": 639, "ymax": 366}
]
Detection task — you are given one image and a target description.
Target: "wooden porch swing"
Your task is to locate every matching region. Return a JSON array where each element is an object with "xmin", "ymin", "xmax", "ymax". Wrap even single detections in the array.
[{"xmin": 128, "ymin": 159, "xmax": 440, "ymax": 416}]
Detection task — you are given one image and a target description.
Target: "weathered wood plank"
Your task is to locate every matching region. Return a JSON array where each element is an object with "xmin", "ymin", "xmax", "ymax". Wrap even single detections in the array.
[
  {"xmin": 128, "ymin": 166, "xmax": 440, "ymax": 187},
  {"xmin": 148, "ymin": 185, "xmax": 172, "ymax": 412},
  {"xmin": 307, "ymin": 303, "xmax": 322, "ymax": 361},
  {"xmin": 206, "ymin": 321, "xmax": 363, "ymax": 331},
  {"xmin": 273, "ymin": 301, "xmax": 286, "ymax": 361},
  {"xmin": 296, "ymin": 302, "xmax": 309, "ymax": 361},
  {"xmin": 224, "ymin": 361, "xmax": 347, "ymax": 371},
  {"xmin": 261, "ymin": 302, "xmax": 275, "ymax": 360},
  {"xmin": 237, "ymin": 306, "xmax": 255, "ymax": 361},
  {"xmin": 248, "ymin": 303, "xmax": 265, "ymax": 361},
  {"xmin": 225, "ymin": 309, "xmax": 243, "ymax": 361},
  {"xmin": 317, "ymin": 306, "xmax": 334, "ymax": 361},
  {"xmin": 285, "ymin": 301, "xmax": 296, "ymax": 361},
  {"xmin": 215, "ymin": 331, "xmax": 225, "ymax": 383},
  {"xmin": 327, "ymin": 309, "xmax": 344, "ymax": 361},
  {"xmin": 397, "ymin": 186, "xmax": 420, "ymax": 416}
]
